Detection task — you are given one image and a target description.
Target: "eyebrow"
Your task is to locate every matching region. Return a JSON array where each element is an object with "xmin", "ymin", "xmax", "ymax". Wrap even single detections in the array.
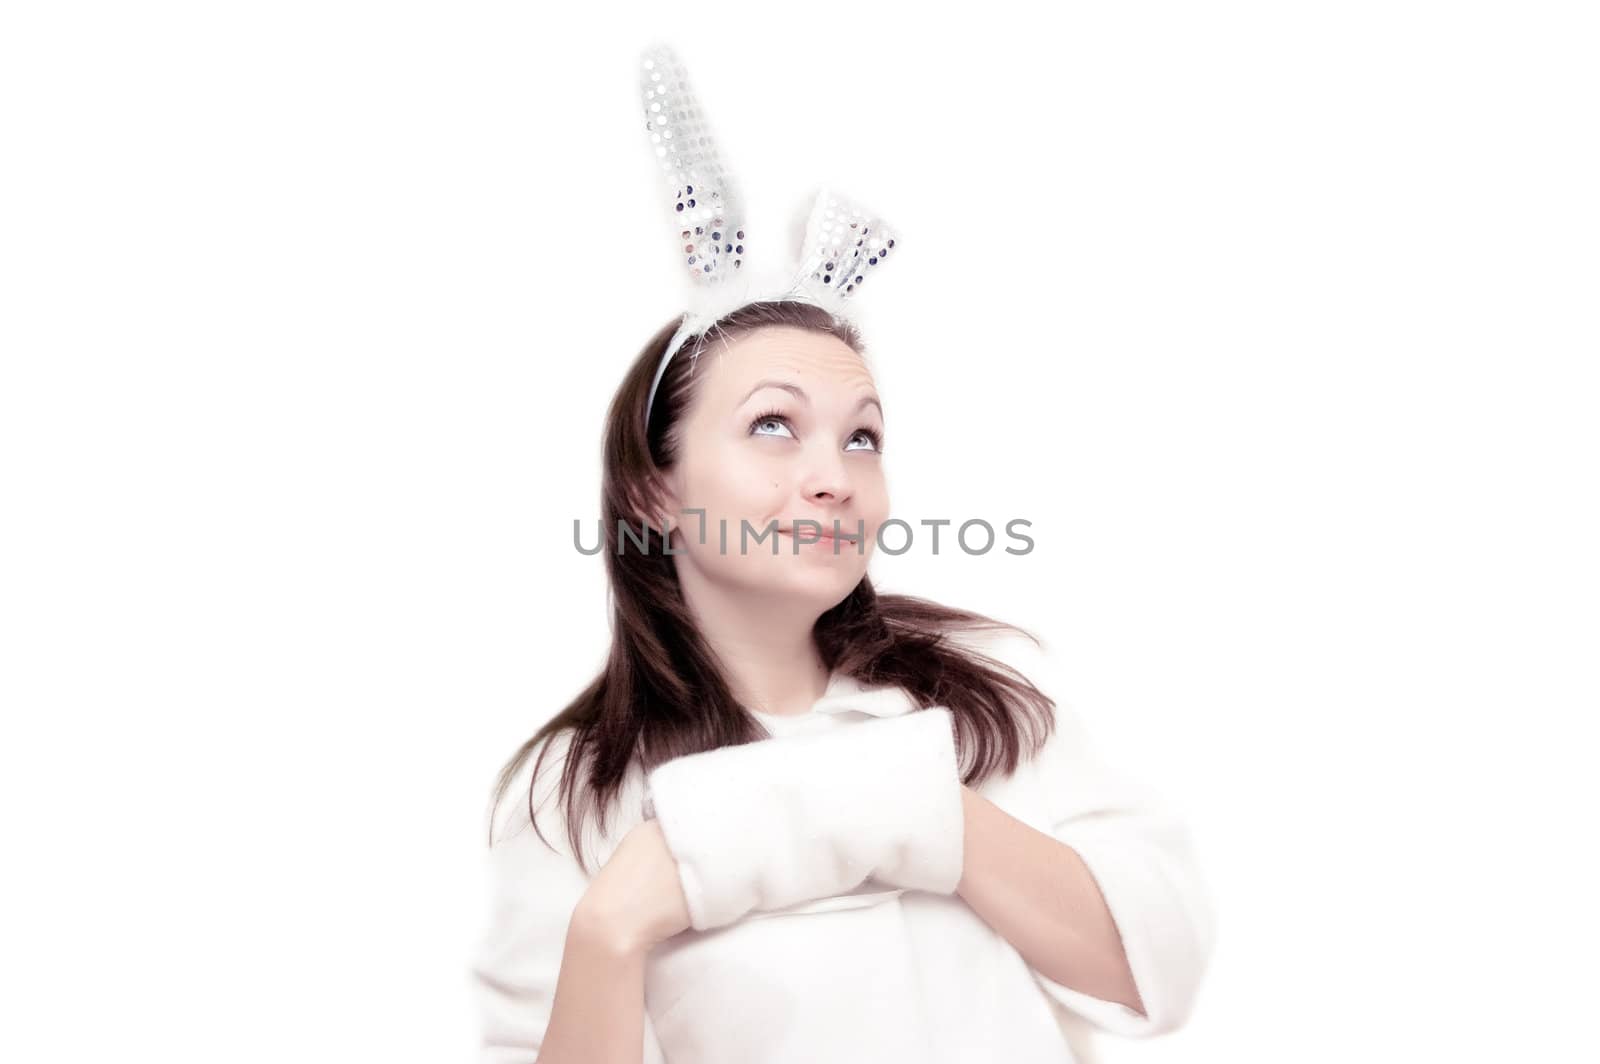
[{"xmin": 739, "ymin": 379, "xmax": 883, "ymax": 418}]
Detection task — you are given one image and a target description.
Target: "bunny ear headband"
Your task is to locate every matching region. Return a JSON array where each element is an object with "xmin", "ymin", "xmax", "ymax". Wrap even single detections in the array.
[{"xmin": 637, "ymin": 43, "xmax": 900, "ymax": 431}]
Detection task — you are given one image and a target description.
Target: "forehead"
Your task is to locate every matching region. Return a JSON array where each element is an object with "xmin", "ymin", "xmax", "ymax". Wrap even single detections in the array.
[{"xmin": 696, "ymin": 325, "xmax": 876, "ymax": 400}]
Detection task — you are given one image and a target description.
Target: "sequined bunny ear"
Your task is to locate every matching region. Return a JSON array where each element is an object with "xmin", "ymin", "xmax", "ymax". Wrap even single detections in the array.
[
  {"xmin": 639, "ymin": 44, "xmax": 748, "ymax": 287},
  {"xmin": 634, "ymin": 47, "xmax": 903, "ymax": 433},
  {"xmin": 793, "ymin": 187, "xmax": 899, "ymax": 310}
]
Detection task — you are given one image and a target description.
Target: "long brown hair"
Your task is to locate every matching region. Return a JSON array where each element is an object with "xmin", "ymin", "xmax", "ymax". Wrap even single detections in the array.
[{"xmin": 488, "ymin": 300, "xmax": 1056, "ymax": 872}]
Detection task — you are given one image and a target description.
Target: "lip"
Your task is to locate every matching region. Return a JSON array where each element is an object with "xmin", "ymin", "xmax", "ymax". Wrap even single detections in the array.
[{"xmin": 776, "ymin": 526, "xmax": 861, "ymax": 545}]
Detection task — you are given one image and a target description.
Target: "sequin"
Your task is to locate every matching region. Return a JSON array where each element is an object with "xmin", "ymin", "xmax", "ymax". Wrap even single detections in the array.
[
  {"xmin": 795, "ymin": 187, "xmax": 899, "ymax": 301},
  {"xmin": 639, "ymin": 45, "xmax": 746, "ymax": 286},
  {"xmin": 637, "ymin": 45, "xmax": 902, "ymax": 433}
]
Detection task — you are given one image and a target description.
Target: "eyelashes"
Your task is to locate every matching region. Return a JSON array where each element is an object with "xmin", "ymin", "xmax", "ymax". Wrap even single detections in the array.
[
  {"xmin": 749, "ymin": 408, "xmax": 884, "ymax": 453},
  {"xmin": 851, "ymin": 425, "xmax": 885, "ymax": 452}
]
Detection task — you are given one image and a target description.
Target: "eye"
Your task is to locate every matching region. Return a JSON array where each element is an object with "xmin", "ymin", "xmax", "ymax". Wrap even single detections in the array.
[
  {"xmin": 749, "ymin": 409, "xmax": 795, "ymax": 439},
  {"xmin": 845, "ymin": 427, "xmax": 884, "ymax": 453},
  {"xmin": 749, "ymin": 409, "xmax": 885, "ymax": 453}
]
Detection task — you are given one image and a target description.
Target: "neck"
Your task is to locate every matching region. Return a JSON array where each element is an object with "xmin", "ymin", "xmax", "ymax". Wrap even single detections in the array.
[{"xmin": 676, "ymin": 575, "xmax": 831, "ymax": 718}]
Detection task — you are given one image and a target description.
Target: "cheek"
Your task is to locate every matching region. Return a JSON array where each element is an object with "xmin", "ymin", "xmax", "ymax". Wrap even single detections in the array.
[
  {"xmin": 682, "ymin": 445, "xmax": 789, "ymax": 516},
  {"xmin": 858, "ymin": 466, "xmax": 891, "ymax": 521},
  {"xmin": 721, "ymin": 444, "xmax": 791, "ymax": 498}
]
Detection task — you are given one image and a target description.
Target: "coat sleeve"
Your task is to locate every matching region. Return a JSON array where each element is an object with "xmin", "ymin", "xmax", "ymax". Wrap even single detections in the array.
[
  {"xmin": 468, "ymin": 729, "xmax": 669, "ymax": 1064},
  {"xmin": 965, "ymin": 629, "xmax": 1219, "ymax": 1039}
]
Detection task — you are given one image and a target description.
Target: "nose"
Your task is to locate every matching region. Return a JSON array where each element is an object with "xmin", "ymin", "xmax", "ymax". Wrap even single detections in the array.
[{"xmin": 801, "ymin": 442, "xmax": 852, "ymax": 505}]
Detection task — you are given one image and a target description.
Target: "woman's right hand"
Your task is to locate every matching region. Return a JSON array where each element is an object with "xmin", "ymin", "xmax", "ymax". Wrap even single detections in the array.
[{"xmin": 573, "ymin": 817, "xmax": 692, "ymax": 956}]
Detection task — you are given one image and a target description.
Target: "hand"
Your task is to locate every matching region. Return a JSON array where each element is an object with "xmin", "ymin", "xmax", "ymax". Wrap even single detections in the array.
[{"xmin": 573, "ymin": 818, "xmax": 693, "ymax": 956}]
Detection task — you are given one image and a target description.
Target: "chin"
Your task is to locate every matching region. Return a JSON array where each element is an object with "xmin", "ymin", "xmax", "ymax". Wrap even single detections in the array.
[{"xmin": 775, "ymin": 566, "xmax": 865, "ymax": 604}]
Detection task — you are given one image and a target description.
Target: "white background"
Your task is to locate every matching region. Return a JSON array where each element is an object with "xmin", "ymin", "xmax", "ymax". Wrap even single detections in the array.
[{"xmin": 3, "ymin": 3, "xmax": 1597, "ymax": 1061}]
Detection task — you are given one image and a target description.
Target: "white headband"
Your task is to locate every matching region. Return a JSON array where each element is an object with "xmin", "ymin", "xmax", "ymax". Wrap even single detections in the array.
[{"xmin": 637, "ymin": 44, "xmax": 901, "ymax": 431}]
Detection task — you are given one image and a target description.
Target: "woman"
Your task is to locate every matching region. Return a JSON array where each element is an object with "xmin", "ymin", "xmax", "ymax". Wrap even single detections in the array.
[{"xmin": 469, "ymin": 46, "xmax": 1215, "ymax": 1064}]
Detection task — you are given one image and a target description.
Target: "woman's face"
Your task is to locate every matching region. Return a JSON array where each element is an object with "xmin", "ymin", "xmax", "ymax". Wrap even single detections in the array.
[{"xmin": 658, "ymin": 324, "xmax": 889, "ymax": 611}]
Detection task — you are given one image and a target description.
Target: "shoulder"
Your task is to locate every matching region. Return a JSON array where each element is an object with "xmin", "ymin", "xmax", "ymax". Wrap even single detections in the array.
[
  {"xmin": 942, "ymin": 624, "xmax": 1076, "ymax": 728},
  {"xmin": 488, "ymin": 727, "xmax": 580, "ymax": 853},
  {"xmin": 941, "ymin": 624, "xmax": 1057, "ymax": 684},
  {"xmin": 939, "ymin": 623, "xmax": 1097, "ymax": 777},
  {"xmin": 487, "ymin": 725, "xmax": 650, "ymax": 871}
]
